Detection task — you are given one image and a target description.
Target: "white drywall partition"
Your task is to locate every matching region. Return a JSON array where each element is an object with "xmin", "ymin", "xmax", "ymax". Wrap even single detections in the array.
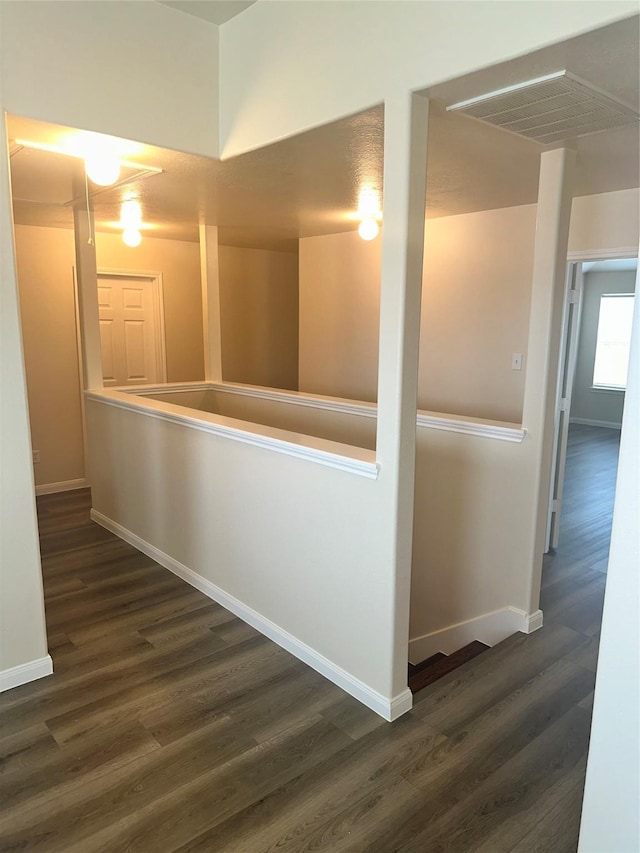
[
  {"xmin": 521, "ymin": 148, "xmax": 576, "ymax": 614},
  {"xmin": 86, "ymin": 395, "xmax": 404, "ymax": 717},
  {"xmin": 0, "ymin": 1, "xmax": 220, "ymax": 157},
  {"xmin": 579, "ymin": 268, "xmax": 640, "ymax": 852},
  {"xmin": 0, "ymin": 118, "xmax": 51, "ymax": 689},
  {"xmin": 219, "ymin": 1, "xmax": 636, "ymax": 156},
  {"xmin": 73, "ymin": 204, "xmax": 102, "ymax": 392},
  {"xmin": 375, "ymin": 93, "xmax": 430, "ymax": 700},
  {"xmin": 200, "ymin": 224, "xmax": 223, "ymax": 383}
]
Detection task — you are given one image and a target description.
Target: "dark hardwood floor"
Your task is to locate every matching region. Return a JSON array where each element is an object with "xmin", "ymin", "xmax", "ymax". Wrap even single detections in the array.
[{"xmin": 0, "ymin": 424, "xmax": 619, "ymax": 852}]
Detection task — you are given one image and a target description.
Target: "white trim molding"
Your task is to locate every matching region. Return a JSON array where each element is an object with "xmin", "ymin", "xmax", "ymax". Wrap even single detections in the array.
[
  {"xmin": 567, "ymin": 248, "xmax": 638, "ymax": 262},
  {"xmin": 416, "ymin": 412, "xmax": 526, "ymax": 443},
  {"xmin": 408, "ymin": 606, "xmax": 544, "ymax": 665},
  {"xmin": 91, "ymin": 509, "xmax": 410, "ymax": 721},
  {"xmin": 86, "ymin": 389, "xmax": 379, "ymax": 479},
  {"xmin": 570, "ymin": 417, "xmax": 622, "ymax": 430},
  {"xmin": 117, "ymin": 380, "xmax": 527, "ymax": 444},
  {"xmin": 35, "ymin": 478, "xmax": 88, "ymax": 496},
  {"xmin": 0, "ymin": 655, "xmax": 53, "ymax": 692},
  {"xmin": 209, "ymin": 382, "xmax": 378, "ymax": 419}
]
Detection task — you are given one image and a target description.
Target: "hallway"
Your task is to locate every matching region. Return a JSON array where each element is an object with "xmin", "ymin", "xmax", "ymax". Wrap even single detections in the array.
[
  {"xmin": 540, "ymin": 424, "xmax": 621, "ymax": 636},
  {"xmin": 0, "ymin": 424, "xmax": 619, "ymax": 852}
]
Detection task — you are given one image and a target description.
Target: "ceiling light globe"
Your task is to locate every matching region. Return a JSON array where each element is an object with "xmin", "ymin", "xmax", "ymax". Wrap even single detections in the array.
[
  {"xmin": 85, "ymin": 154, "xmax": 120, "ymax": 186},
  {"xmin": 122, "ymin": 228, "xmax": 142, "ymax": 248},
  {"xmin": 358, "ymin": 218, "xmax": 379, "ymax": 241}
]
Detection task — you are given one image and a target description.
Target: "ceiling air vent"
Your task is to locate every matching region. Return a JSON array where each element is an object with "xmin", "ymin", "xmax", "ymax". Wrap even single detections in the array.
[{"xmin": 446, "ymin": 71, "xmax": 639, "ymax": 145}]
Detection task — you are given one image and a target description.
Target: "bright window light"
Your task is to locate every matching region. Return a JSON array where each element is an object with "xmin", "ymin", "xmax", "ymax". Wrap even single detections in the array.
[{"xmin": 592, "ymin": 294, "xmax": 635, "ymax": 390}]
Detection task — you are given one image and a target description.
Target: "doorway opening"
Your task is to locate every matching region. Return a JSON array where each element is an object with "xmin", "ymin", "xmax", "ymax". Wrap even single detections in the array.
[
  {"xmin": 548, "ymin": 256, "xmax": 637, "ymax": 551},
  {"xmin": 543, "ymin": 254, "xmax": 637, "ymax": 642}
]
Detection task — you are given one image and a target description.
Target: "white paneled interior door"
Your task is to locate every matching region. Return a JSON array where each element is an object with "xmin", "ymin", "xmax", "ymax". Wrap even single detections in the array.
[{"xmin": 97, "ymin": 275, "xmax": 166, "ymax": 386}]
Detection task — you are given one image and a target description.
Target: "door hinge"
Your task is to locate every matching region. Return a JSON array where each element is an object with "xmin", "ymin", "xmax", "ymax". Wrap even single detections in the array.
[{"xmin": 569, "ymin": 290, "xmax": 579, "ymax": 304}]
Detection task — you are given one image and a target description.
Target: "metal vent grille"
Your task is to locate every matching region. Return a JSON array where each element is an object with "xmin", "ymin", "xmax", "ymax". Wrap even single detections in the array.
[{"xmin": 446, "ymin": 71, "xmax": 639, "ymax": 145}]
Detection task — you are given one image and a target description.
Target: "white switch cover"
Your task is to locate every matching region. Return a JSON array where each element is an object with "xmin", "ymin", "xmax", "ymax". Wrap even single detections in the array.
[
  {"xmin": 511, "ymin": 353, "xmax": 523, "ymax": 370},
  {"xmin": 32, "ymin": 450, "xmax": 40, "ymax": 464}
]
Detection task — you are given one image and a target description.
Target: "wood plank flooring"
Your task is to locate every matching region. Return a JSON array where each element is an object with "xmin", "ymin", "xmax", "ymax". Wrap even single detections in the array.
[{"xmin": 0, "ymin": 424, "xmax": 619, "ymax": 852}]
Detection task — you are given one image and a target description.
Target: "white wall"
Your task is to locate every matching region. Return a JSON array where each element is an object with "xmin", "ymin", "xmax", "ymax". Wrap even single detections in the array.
[
  {"xmin": 0, "ymin": 122, "xmax": 50, "ymax": 680},
  {"xmin": 219, "ymin": 246, "xmax": 299, "ymax": 391},
  {"xmin": 571, "ymin": 269, "xmax": 636, "ymax": 427},
  {"xmin": 87, "ymin": 397, "xmax": 402, "ymax": 710},
  {"xmin": 299, "ymin": 231, "xmax": 381, "ymax": 403},
  {"xmin": 569, "ymin": 189, "xmax": 640, "ymax": 257},
  {"xmin": 0, "ymin": 1, "xmax": 219, "ymax": 157},
  {"xmin": 219, "ymin": 1, "xmax": 636, "ymax": 156},
  {"xmin": 579, "ymin": 269, "xmax": 640, "ymax": 852}
]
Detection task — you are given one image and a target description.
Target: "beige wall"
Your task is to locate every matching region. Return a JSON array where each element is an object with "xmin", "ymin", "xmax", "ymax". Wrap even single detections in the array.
[
  {"xmin": 298, "ymin": 190, "xmax": 640, "ymax": 422},
  {"xmin": 14, "ymin": 225, "xmax": 204, "ymax": 488},
  {"xmin": 571, "ymin": 269, "xmax": 636, "ymax": 427},
  {"xmin": 299, "ymin": 231, "xmax": 381, "ymax": 402},
  {"xmin": 95, "ymin": 232, "xmax": 204, "ymax": 383},
  {"xmin": 218, "ymin": 246, "xmax": 299, "ymax": 390},
  {"xmin": 14, "ymin": 226, "xmax": 85, "ymax": 488},
  {"xmin": 420, "ymin": 205, "xmax": 537, "ymax": 422},
  {"xmin": 299, "ymin": 206, "xmax": 536, "ymax": 420}
]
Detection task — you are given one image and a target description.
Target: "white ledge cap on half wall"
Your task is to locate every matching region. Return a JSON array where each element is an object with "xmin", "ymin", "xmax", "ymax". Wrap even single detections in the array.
[
  {"xmin": 114, "ymin": 381, "xmax": 528, "ymax": 444},
  {"xmin": 84, "ymin": 388, "xmax": 380, "ymax": 479}
]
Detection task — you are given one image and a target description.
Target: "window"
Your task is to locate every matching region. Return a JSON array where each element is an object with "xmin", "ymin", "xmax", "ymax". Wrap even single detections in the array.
[{"xmin": 592, "ymin": 294, "xmax": 635, "ymax": 390}]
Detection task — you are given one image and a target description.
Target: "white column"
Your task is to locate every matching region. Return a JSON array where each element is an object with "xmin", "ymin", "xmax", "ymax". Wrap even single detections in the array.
[
  {"xmin": 376, "ymin": 93, "xmax": 430, "ymax": 698},
  {"xmin": 199, "ymin": 223, "xmax": 222, "ymax": 382},
  {"xmin": 72, "ymin": 187, "xmax": 102, "ymax": 391},
  {"xmin": 522, "ymin": 147, "xmax": 575, "ymax": 610}
]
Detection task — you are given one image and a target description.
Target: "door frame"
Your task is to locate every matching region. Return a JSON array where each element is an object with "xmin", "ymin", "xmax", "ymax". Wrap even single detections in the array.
[
  {"xmin": 545, "ymin": 260, "xmax": 584, "ymax": 551},
  {"xmin": 97, "ymin": 269, "xmax": 168, "ymax": 384},
  {"xmin": 545, "ymin": 246, "xmax": 638, "ymax": 551}
]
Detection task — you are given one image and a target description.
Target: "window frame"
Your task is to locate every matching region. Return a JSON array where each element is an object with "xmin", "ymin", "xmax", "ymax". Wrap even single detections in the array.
[{"xmin": 591, "ymin": 292, "xmax": 635, "ymax": 392}]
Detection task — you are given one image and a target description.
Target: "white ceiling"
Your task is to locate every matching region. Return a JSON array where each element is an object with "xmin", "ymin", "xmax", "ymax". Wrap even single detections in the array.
[
  {"xmin": 7, "ymin": 17, "xmax": 639, "ymax": 249},
  {"xmin": 157, "ymin": 1, "xmax": 256, "ymax": 26}
]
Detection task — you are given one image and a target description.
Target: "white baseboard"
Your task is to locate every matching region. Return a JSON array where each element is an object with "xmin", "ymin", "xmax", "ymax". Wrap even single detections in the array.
[
  {"xmin": 569, "ymin": 418, "xmax": 622, "ymax": 430},
  {"xmin": 90, "ymin": 509, "xmax": 411, "ymax": 721},
  {"xmin": 35, "ymin": 478, "xmax": 88, "ymax": 496},
  {"xmin": 409, "ymin": 606, "xmax": 544, "ymax": 666},
  {"xmin": 0, "ymin": 655, "xmax": 53, "ymax": 692}
]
